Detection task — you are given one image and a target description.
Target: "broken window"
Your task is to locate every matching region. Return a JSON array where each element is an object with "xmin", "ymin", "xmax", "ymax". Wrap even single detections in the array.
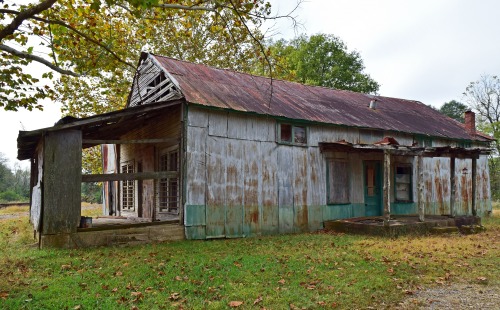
[
  {"xmin": 121, "ymin": 161, "xmax": 134, "ymax": 211},
  {"xmin": 159, "ymin": 149, "xmax": 179, "ymax": 214},
  {"xmin": 395, "ymin": 164, "xmax": 412, "ymax": 202},
  {"xmin": 327, "ymin": 159, "xmax": 350, "ymax": 204},
  {"xmin": 278, "ymin": 123, "xmax": 307, "ymax": 145}
]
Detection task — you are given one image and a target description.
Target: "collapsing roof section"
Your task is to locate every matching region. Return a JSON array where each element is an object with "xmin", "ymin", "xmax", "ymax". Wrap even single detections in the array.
[{"xmin": 129, "ymin": 52, "xmax": 492, "ymax": 143}]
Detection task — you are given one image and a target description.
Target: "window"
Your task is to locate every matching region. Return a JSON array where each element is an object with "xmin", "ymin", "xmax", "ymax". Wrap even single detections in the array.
[
  {"xmin": 159, "ymin": 149, "xmax": 179, "ymax": 214},
  {"xmin": 414, "ymin": 136, "xmax": 432, "ymax": 147},
  {"xmin": 327, "ymin": 159, "xmax": 350, "ymax": 204},
  {"xmin": 121, "ymin": 161, "xmax": 134, "ymax": 210},
  {"xmin": 395, "ymin": 164, "xmax": 412, "ymax": 202},
  {"xmin": 278, "ymin": 123, "xmax": 307, "ymax": 145}
]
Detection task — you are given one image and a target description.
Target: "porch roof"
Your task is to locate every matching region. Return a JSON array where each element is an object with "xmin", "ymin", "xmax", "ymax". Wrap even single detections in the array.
[
  {"xmin": 318, "ymin": 140, "xmax": 491, "ymax": 158},
  {"xmin": 17, "ymin": 100, "xmax": 183, "ymax": 160}
]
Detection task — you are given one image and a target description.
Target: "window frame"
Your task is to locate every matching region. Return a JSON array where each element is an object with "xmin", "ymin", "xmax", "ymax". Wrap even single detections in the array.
[
  {"xmin": 326, "ymin": 158, "xmax": 350, "ymax": 205},
  {"xmin": 277, "ymin": 122, "xmax": 308, "ymax": 146},
  {"xmin": 121, "ymin": 160, "xmax": 135, "ymax": 211},
  {"xmin": 394, "ymin": 163, "xmax": 413, "ymax": 203}
]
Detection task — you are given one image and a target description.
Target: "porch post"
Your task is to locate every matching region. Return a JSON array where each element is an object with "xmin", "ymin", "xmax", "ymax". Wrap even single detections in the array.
[
  {"xmin": 383, "ymin": 150, "xmax": 391, "ymax": 226},
  {"xmin": 450, "ymin": 156, "xmax": 456, "ymax": 217},
  {"xmin": 472, "ymin": 157, "xmax": 477, "ymax": 216},
  {"xmin": 417, "ymin": 155, "xmax": 425, "ymax": 222}
]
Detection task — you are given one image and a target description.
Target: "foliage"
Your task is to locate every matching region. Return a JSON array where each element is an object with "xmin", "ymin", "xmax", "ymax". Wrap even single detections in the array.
[
  {"xmin": 81, "ymin": 182, "xmax": 102, "ymax": 203},
  {"xmin": 439, "ymin": 100, "xmax": 468, "ymax": 122},
  {"xmin": 1, "ymin": 206, "xmax": 499, "ymax": 308},
  {"xmin": 253, "ymin": 34, "xmax": 380, "ymax": 93},
  {"xmin": 0, "ymin": 153, "xmax": 29, "ymax": 202},
  {"xmin": 0, "ymin": 0, "xmax": 280, "ymax": 112}
]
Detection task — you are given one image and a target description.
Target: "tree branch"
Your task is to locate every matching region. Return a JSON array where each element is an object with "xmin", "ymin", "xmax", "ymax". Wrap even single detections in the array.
[
  {"xmin": 0, "ymin": 8, "xmax": 136, "ymax": 72},
  {"xmin": 154, "ymin": 3, "xmax": 216, "ymax": 12},
  {"xmin": 0, "ymin": 0, "xmax": 57, "ymax": 42},
  {"xmin": 0, "ymin": 44, "xmax": 79, "ymax": 76}
]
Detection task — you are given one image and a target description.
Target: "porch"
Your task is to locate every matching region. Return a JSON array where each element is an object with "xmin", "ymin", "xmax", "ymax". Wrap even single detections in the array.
[{"xmin": 324, "ymin": 215, "xmax": 483, "ymax": 237}]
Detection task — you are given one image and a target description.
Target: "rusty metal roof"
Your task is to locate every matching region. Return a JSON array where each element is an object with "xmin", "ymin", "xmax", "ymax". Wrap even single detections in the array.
[{"xmin": 151, "ymin": 53, "xmax": 491, "ymax": 142}]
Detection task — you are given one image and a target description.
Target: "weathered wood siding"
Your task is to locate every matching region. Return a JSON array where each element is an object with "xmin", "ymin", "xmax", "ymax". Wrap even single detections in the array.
[
  {"xmin": 184, "ymin": 106, "xmax": 492, "ymax": 239},
  {"xmin": 119, "ymin": 106, "xmax": 182, "ymax": 218},
  {"xmin": 42, "ymin": 130, "xmax": 82, "ymax": 234}
]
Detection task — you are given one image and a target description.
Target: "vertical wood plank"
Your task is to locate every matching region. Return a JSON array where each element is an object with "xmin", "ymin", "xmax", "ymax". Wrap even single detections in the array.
[
  {"xmin": 42, "ymin": 130, "xmax": 82, "ymax": 234},
  {"xmin": 417, "ymin": 155, "xmax": 425, "ymax": 222},
  {"xmin": 450, "ymin": 156, "xmax": 456, "ymax": 217},
  {"xmin": 383, "ymin": 150, "xmax": 391, "ymax": 226},
  {"xmin": 472, "ymin": 157, "xmax": 477, "ymax": 216},
  {"xmin": 225, "ymin": 139, "xmax": 243, "ymax": 237}
]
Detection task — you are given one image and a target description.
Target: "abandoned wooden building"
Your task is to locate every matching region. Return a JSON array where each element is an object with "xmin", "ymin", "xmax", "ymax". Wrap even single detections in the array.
[{"xmin": 17, "ymin": 52, "xmax": 493, "ymax": 248}]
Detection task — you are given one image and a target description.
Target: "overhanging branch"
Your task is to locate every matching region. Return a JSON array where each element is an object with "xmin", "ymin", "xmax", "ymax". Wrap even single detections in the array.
[{"xmin": 0, "ymin": 44, "xmax": 80, "ymax": 77}]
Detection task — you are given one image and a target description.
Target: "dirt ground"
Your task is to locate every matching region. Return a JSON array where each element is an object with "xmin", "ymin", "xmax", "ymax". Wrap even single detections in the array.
[{"xmin": 397, "ymin": 283, "xmax": 500, "ymax": 309}]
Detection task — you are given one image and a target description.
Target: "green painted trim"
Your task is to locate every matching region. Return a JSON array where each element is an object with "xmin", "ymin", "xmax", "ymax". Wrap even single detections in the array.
[
  {"xmin": 186, "ymin": 103, "xmax": 487, "ymax": 144},
  {"xmin": 276, "ymin": 122, "xmax": 309, "ymax": 147}
]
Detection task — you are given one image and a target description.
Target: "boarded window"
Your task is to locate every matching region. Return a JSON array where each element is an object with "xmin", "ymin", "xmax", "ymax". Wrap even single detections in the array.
[
  {"xmin": 395, "ymin": 164, "xmax": 412, "ymax": 202},
  {"xmin": 121, "ymin": 162, "xmax": 134, "ymax": 210},
  {"xmin": 327, "ymin": 160, "xmax": 350, "ymax": 204},
  {"xmin": 159, "ymin": 149, "xmax": 179, "ymax": 214},
  {"xmin": 278, "ymin": 123, "xmax": 307, "ymax": 145}
]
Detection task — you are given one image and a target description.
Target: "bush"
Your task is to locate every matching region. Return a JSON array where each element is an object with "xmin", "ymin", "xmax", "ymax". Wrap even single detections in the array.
[{"xmin": 0, "ymin": 190, "xmax": 22, "ymax": 202}]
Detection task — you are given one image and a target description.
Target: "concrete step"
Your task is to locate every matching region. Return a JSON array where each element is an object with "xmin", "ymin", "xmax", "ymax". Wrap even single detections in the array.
[{"xmin": 429, "ymin": 226, "xmax": 459, "ymax": 234}]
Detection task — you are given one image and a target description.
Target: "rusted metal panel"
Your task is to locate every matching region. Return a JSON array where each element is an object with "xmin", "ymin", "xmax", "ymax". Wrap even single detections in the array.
[
  {"xmin": 242, "ymin": 140, "xmax": 262, "ymax": 236},
  {"xmin": 307, "ymin": 147, "xmax": 325, "ymax": 206},
  {"xmin": 187, "ymin": 106, "xmax": 208, "ymax": 128},
  {"xmin": 225, "ymin": 205, "xmax": 243, "ymax": 237},
  {"xmin": 277, "ymin": 146, "xmax": 294, "ymax": 233},
  {"xmin": 293, "ymin": 148, "xmax": 309, "ymax": 232},
  {"xmin": 186, "ymin": 126, "xmax": 207, "ymax": 206},
  {"xmin": 260, "ymin": 142, "xmax": 279, "ymax": 234},
  {"xmin": 227, "ymin": 113, "xmax": 247, "ymax": 140},
  {"xmin": 208, "ymin": 110, "xmax": 228, "ymax": 137},
  {"xmin": 206, "ymin": 136, "xmax": 226, "ymax": 238},
  {"xmin": 226, "ymin": 139, "xmax": 244, "ymax": 207},
  {"xmin": 153, "ymin": 54, "xmax": 490, "ymax": 143},
  {"xmin": 309, "ymin": 125, "xmax": 358, "ymax": 145}
]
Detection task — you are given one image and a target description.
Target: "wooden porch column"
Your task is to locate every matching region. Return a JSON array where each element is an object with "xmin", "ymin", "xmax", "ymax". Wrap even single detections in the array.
[
  {"xmin": 383, "ymin": 150, "xmax": 391, "ymax": 226},
  {"xmin": 472, "ymin": 157, "xmax": 477, "ymax": 216},
  {"xmin": 417, "ymin": 155, "xmax": 425, "ymax": 222},
  {"xmin": 450, "ymin": 156, "xmax": 456, "ymax": 217}
]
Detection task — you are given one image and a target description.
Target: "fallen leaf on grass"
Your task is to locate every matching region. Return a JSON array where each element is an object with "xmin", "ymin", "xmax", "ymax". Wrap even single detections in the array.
[
  {"xmin": 253, "ymin": 295, "xmax": 263, "ymax": 305},
  {"xmin": 476, "ymin": 276, "xmax": 488, "ymax": 283},
  {"xmin": 169, "ymin": 292, "xmax": 180, "ymax": 300},
  {"xmin": 0, "ymin": 291, "xmax": 9, "ymax": 300},
  {"xmin": 229, "ymin": 301, "xmax": 243, "ymax": 307},
  {"xmin": 41, "ymin": 285, "xmax": 48, "ymax": 290},
  {"xmin": 61, "ymin": 264, "xmax": 71, "ymax": 270},
  {"xmin": 278, "ymin": 279, "xmax": 285, "ymax": 285},
  {"xmin": 73, "ymin": 305, "xmax": 82, "ymax": 310},
  {"xmin": 115, "ymin": 271, "xmax": 123, "ymax": 276}
]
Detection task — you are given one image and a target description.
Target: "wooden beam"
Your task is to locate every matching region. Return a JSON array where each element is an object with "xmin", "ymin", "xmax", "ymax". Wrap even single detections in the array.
[
  {"xmin": 82, "ymin": 171, "xmax": 178, "ymax": 182},
  {"xmin": 471, "ymin": 157, "xmax": 477, "ymax": 216},
  {"xmin": 383, "ymin": 150, "xmax": 391, "ymax": 226},
  {"xmin": 417, "ymin": 155, "xmax": 425, "ymax": 222},
  {"xmin": 82, "ymin": 138, "xmax": 178, "ymax": 145},
  {"xmin": 450, "ymin": 156, "xmax": 456, "ymax": 217}
]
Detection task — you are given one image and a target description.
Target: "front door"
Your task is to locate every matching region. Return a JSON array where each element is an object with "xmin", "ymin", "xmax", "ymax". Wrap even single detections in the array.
[{"xmin": 364, "ymin": 161, "xmax": 382, "ymax": 216}]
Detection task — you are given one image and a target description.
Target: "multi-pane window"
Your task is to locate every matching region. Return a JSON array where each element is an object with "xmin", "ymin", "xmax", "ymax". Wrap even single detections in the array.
[
  {"xmin": 159, "ymin": 149, "xmax": 179, "ymax": 213},
  {"xmin": 327, "ymin": 159, "xmax": 350, "ymax": 204},
  {"xmin": 278, "ymin": 123, "xmax": 307, "ymax": 145},
  {"xmin": 395, "ymin": 164, "xmax": 412, "ymax": 202},
  {"xmin": 121, "ymin": 162, "xmax": 134, "ymax": 210}
]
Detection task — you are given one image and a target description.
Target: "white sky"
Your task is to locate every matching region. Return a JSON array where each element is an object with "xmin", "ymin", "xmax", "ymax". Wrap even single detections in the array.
[{"xmin": 1, "ymin": 0, "xmax": 500, "ymax": 168}]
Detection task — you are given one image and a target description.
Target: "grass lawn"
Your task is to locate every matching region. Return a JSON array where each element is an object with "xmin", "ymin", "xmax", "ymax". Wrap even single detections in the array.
[{"xmin": 0, "ymin": 204, "xmax": 498, "ymax": 309}]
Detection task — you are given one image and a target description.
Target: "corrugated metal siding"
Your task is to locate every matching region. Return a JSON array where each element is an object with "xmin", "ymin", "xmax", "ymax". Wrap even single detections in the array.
[{"xmin": 184, "ymin": 106, "xmax": 492, "ymax": 239}]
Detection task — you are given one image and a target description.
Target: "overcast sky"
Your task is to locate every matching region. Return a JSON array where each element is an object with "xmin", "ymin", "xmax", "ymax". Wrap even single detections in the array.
[{"xmin": 2, "ymin": 0, "xmax": 500, "ymax": 168}]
